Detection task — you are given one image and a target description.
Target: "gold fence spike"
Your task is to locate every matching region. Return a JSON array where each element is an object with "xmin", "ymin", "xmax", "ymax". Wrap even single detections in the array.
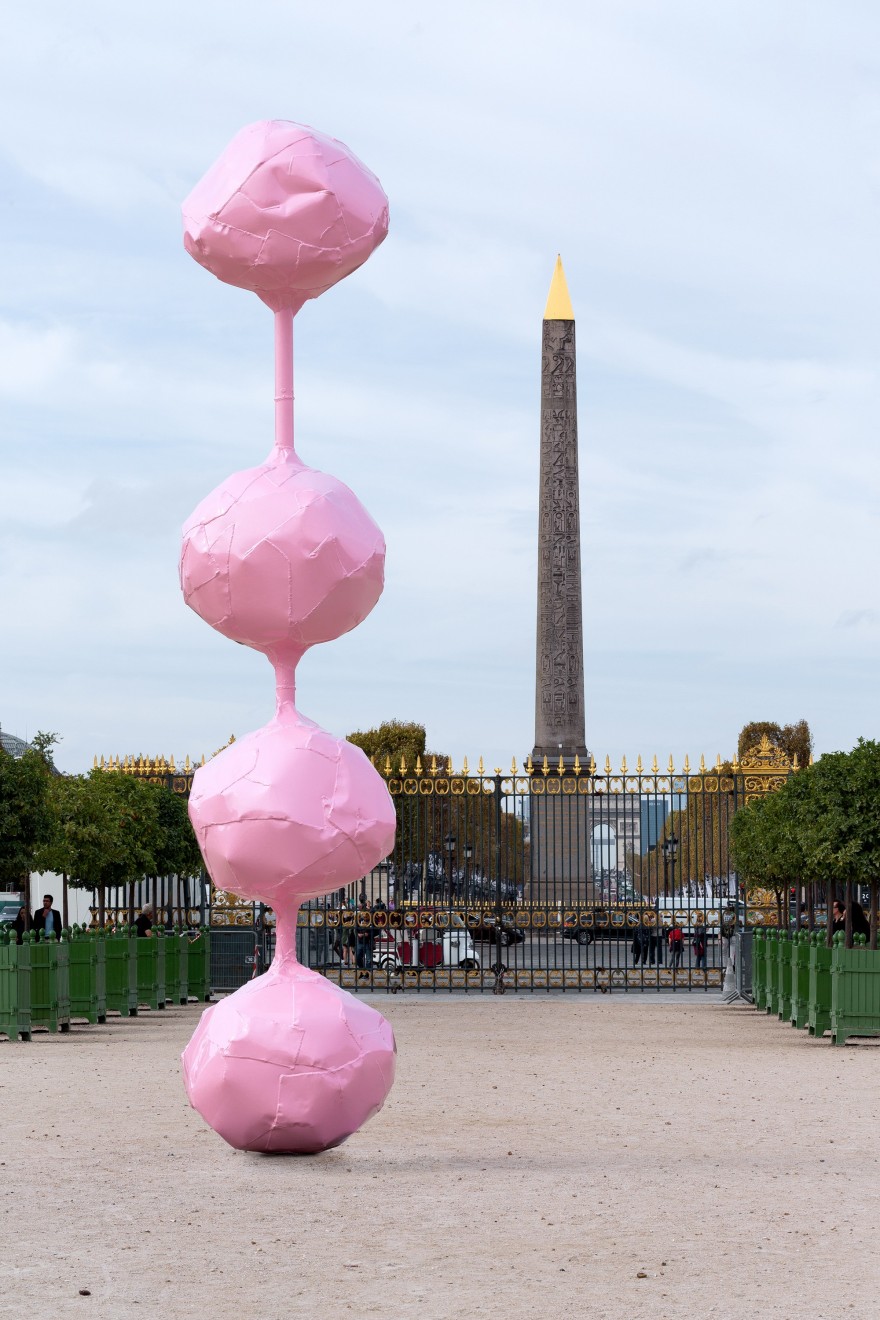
[
  {"xmin": 185, "ymin": 754, "xmax": 191, "ymax": 772},
  {"xmin": 383, "ymin": 755, "xmax": 392, "ymax": 776},
  {"xmin": 651, "ymin": 754, "xmax": 658, "ymax": 773},
  {"xmin": 93, "ymin": 755, "xmax": 98, "ymax": 768},
  {"xmin": 699, "ymin": 753, "xmax": 707, "ymax": 773},
  {"xmin": 494, "ymin": 765, "xmax": 502, "ymax": 775},
  {"xmin": 604, "ymin": 754, "xmax": 611, "ymax": 775},
  {"xmin": 792, "ymin": 753, "xmax": 800, "ymax": 771},
  {"xmin": 229, "ymin": 734, "xmax": 236, "ymax": 745},
  {"xmin": 809, "ymin": 753, "xmax": 814, "ymax": 766},
  {"xmin": 732, "ymin": 753, "xmax": 739, "ymax": 772},
  {"xmin": 399, "ymin": 754, "xmax": 407, "ymax": 775},
  {"xmin": 715, "ymin": 754, "xmax": 722, "ymax": 772},
  {"xmin": 542, "ymin": 755, "xmax": 550, "ymax": 776},
  {"xmin": 480, "ymin": 756, "xmax": 487, "ymax": 776},
  {"xmin": 200, "ymin": 754, "xmax": 205, "ymax": 766},
  {"xmin": 525, "ymin": 755, "xmax": 534, "ymax": 776},
  {"xmin": 636, "ymin": 754, "xmax": 643, "ymax": 774},
  {"xmin": 573, "ymin": 754, "xmax": 581, "ymax": 776},
  {"xmin": 668, "ymin": 755, "xmax": 675, "ymax": 774},
  {"xmin": 169, "ymin": 755, "xmax": 175, "ymax": 772},
  {"xmin": 462, "ymin": 756, "xmax": 469, "ymax": 777},
  {"xmin": 589, "ymin": 754, "xmax": 596, "ymax": 775},
  {"xmin": 510, "ymin": 756, "xmax": 516, "ymax": 776},
  {"xmin": 557, "ymin": 753, "xmax": 565, "ymax": 774},
  {"xmin": 447, "ymin": 757, "xmax": 454, "ymax": 776},
  {"xmin": 620, "ymin": 754, "xmax": 627, "ymax": 774},
  {"xmin": 683, "ymin": 755, "xmax": 691, "ymax": 774},
  {"xmin": 430, "ymin": 756, "xmax": 438, "ymax": 776},
  {"xmin": 415, "ymin": 755, "xmax": 423, "ymax": 776}
]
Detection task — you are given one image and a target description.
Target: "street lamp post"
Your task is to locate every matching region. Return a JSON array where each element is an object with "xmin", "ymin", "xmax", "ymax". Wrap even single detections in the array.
[
  {"xmin": 444, "ymin": 831, "xmax": 456, "ymax": 909},
  {"xmin": 463, "ymin": 841, "xmax": 473, "ymax": 907},
  {"xmin": 662, "ymin": 834, "xmax": 679, "ymax": 901}
]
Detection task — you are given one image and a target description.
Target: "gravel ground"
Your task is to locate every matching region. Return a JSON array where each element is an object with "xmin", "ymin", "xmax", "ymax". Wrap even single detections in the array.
[{"xmin": 2, "ymin": 993, "xmax": 878, "ymax": 1319}]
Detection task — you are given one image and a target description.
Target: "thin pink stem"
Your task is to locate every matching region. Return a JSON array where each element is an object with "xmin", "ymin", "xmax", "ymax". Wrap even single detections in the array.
[{"xmin": 274, "ymin": 307, "xmax": 294, "ymax": 453}]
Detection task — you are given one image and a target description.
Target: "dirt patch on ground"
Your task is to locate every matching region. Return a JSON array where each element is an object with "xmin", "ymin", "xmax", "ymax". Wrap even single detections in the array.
[{"xmin": 2, "ymin": 993, "xmax": 878, "ymax": 1319}]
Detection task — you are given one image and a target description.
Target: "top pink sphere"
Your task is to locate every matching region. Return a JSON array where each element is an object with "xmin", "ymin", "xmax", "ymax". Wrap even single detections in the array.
[{"xmin": 182, "ymin": 120, "xmax": 389, "ymax": 312}]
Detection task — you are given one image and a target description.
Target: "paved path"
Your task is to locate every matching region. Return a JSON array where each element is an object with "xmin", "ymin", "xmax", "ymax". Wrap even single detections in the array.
[{"xmin": 2, "ymin": 995, "xmax": 878, "ymax": 1318}]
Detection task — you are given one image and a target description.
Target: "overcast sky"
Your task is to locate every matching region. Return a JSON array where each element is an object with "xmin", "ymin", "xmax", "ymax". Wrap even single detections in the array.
[{"xmin": 1, "ymin": 1, "xmax": 878, "ymax": 777}]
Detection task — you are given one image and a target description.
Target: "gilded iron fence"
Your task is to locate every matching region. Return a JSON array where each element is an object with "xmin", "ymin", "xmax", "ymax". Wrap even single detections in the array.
[{"xmin": 99, "ymin": 736, "xmax": 795, "ymax": 993}]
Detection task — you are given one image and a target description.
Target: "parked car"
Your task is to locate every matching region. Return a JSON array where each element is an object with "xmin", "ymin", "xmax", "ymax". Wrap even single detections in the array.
[
  {"xmin": 372, "ymin": 913, "xmax": 481, "ymax": 971},
  {"xmin": 467, "ymin": 915, "xmax": 524, "ymax": 946},
  {"xmin": 561, "ymin": 914, "xmax": 594, "ymax": 946}
]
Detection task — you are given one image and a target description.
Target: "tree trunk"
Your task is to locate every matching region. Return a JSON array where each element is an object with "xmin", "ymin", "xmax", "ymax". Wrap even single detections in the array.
[
  {"xmin": 825, "ymin": 879, "xmax": 835, "ymax": 948},
  {"xmin": 807, "ymin": 879, "xmax": 815, "ymax": 931},
  {"xmin": 98, "ymin": 885, "xmax": 106, "ymax": 928},
  {"xmin": 62, "ymin": 873, "xmax": 68, "ymax": 929},
  {"xmin": 845, "ymin": 879, "xmax": 853, "ymax": 948},
  {"xmin": 870, "ymin": 880, "xmax": 878, "ymax": 951}
]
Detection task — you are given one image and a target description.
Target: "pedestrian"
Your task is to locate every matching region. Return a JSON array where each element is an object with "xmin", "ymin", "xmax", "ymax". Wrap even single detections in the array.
[
  {"xmin": 355, "ymin": 896, "xmax": 374, "ymax": 975},
  {"xmin": 134, "ymin": 904, "xmax": 154, "ymax": 938},
  {"xmin": 11, "ymin": 905, "xmax": 29, "ymax": 944},
  {"xmin": 32, "ymin": 894, "xmax": 62, "ymax": 941},
  {"xmin": 667, "ymin": 922, "xmax": 684, "ymax": 970},
  {"xmin": 631, "ymin": 926, "xmax": 650, "ymax": 966},
  {"xmin": 692, "ymin": 921, "xmax": 707, "ymax": 970}
]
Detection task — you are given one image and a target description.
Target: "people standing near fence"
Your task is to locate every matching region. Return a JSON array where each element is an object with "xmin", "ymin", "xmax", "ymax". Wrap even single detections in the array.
[
  {"xmin": 33, "ymin": 894, "xmax": 62, "ymax": 940},
  {"xmin": 667, "ymin": 922, "xmax": 684, "ymax": 970},
  {"xmin": 631, "ymin": 925, "xmax": 650, "ymax": 966},
  {"xmin": 355, "ymin": 896, "xmax": 374, "ymax": 975},
  {"xmin": 692, "ymin": 921, "xmax": 707, "ymax": 970}
]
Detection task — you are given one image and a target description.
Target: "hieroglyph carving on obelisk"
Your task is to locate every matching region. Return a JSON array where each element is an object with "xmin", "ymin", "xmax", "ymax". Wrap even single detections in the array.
[{"xmin": 532, "ymin": 256, "xmax": 589, "ymax": 766}]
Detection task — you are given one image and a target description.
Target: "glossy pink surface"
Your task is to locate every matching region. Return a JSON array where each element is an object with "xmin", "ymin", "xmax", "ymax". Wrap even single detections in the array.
[
  {"xmin": 179, "ymin": 121, "xmax": 395, "ymax": 1153},
  {"xmin": 182, "ymin": 120, "xmax": 388, "ymax": 312},
  {"xmin": 189, "ymin": 710, "xmax": 395, "ymax": 907},
  {"xmin": 182, "ymin": 959, "xmax": 396, "ymax": 1154},
  {"xmin": 180, "ymin": 446, "xmax": 384, "ymax": 661}
]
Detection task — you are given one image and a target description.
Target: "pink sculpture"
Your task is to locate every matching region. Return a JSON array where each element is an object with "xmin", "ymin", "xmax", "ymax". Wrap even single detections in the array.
[{"xmin": 179, "ymin": 121, "xmax": 397, "ymax": 1153}]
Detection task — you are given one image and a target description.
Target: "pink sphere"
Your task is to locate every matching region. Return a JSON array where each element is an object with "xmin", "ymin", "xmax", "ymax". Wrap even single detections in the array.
[
  {"xmin": 189, "ymin": 715, "xmax": 396, "ymax": 907},
  {"xmin": 182, "ymin": 120, "xmax": 389, "ymax": 311},
  {"xmin": 179, "ymin": 450, "xmax": 385, "ymax": 657},
  {"xmin": 182, "ymin": 968, "xmax": 396, "ymax": 1153}
]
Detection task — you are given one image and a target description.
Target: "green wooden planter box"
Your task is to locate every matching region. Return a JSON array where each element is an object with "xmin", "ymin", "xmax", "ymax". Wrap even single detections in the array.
[
  {"xmin": 162, "ymin": 929, "xmax": 181, "ymax": 1005},
  {"xmin": 764, "ymin": 933, "xmax": 778, "ymax": 1015},
  {"xmin": 776, "ymin": 932, "xmax": 792, "ymax": 1022},
  {"xmin": 185, "ymin": 931, "xmax": 211, "ymax": 1002},
  {"xmin": 831, "ymin": 937, "xmax": 880, "ymax": 1046},
  {"xmin": 808, "ymin": 934, "xmax": 832, "ymax": 1038},
  {"xmin": 752, "ymin": 932, "xmax": 766, "ymax": 1011},
  {"xmin": 30, "ymin": 933, "xmax": 71, "ymax": 1034},
  {"xmin": 135, "ymin": 933, "xmax": 163, "ymax": 1011},
  {"xmin": 176, "ymin": 931, "xmax": 189, "ymax": 1005},
  {"xmin": 790, "ymin": 933, "xmax": 811, "ymax": 1029},
  {"xmin": 68, "ymin": 926, "xmax": 101, "ymax": 1024},
  {"xmin": 0, "ymin": 931, "xmax": 31, "ymax": 1041},
  {"xmin": 105, "ymin": 928, "xmax": 137, "ymax": 1016}
]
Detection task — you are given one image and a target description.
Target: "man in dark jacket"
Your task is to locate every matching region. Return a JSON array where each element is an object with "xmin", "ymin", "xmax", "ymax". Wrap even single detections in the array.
[
  {"xmin": 134, "ymin": 904, "xmax": 154, "ymax": 938},
  {"xmin": 33, "ymin": 894, "xmax": 62, "ymax": 940}
]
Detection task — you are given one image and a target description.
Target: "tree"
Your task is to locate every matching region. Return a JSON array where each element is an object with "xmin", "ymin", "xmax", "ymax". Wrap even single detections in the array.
[
  {"xmin": 730, "ymin": 771, "xmax": 814, "ymax": 924},
  {"xmin": 0, "ymin": 731, "xmax": 57, "ymax": 893},
  {"xmin": 801, "ymin": 740, "xmax": 880, "ymax": 947},
  {"xmin": 346, "ymin": 721, "xmax": 529, "ymax": 896},
  {"xmin": 738, "ymin": 720, "xmax": 812, "ymax": 768},
  {"xmin": 37, "ymin": 770, "xmax": 162, "ymax": 921}
]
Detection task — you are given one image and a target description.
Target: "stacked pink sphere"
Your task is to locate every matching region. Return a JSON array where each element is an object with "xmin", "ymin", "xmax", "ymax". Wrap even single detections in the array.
[{"xmin": 179, "ymin": 121, "xmax": 397, "ymax": 1154}]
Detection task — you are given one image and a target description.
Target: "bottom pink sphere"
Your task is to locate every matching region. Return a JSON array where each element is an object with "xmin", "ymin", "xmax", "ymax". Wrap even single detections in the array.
[{"xmin": 182, "ymin": 964, "xmax": 396, "ymax": 1153}]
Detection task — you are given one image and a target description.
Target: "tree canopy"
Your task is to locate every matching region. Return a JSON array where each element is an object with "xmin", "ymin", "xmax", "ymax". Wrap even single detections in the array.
[
  {"xmin": 738, "ymin": 719, "xmax": 812, "ymax": 767},
  {"xmin": 0, "ymin": 731, "xmax": 57, "ymax": 888}
]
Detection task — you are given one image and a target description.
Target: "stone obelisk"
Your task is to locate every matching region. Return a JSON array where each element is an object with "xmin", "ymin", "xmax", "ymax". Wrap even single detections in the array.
[{"xmin": 532, "ymin": 256, "xmax": 589, "ymax": 768}]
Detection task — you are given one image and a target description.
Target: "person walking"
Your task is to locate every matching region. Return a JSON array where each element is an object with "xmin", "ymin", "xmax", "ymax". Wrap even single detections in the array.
[
  {"xmin": 692, "ymin": 921, "xmax": 707, "ymax": 970},
  {"xmin": 32, "ymin": 894, "xmax": 62, "ymax": 940}
]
